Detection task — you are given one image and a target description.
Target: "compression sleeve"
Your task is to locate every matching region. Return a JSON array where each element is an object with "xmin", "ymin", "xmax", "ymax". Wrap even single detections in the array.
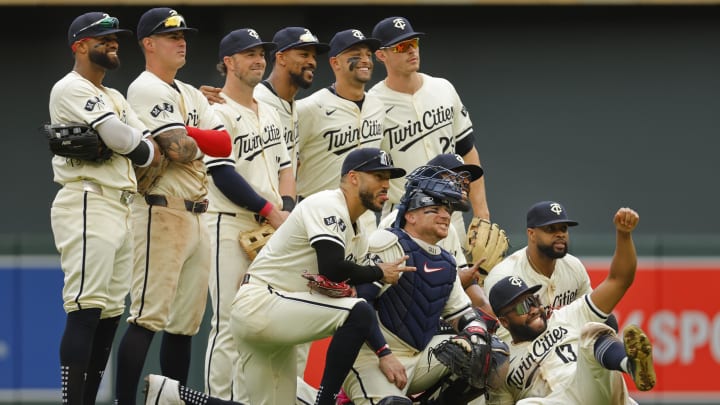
[
  {"xmin": 455, "ymin": 132, "xmax": 475, "ymax": 156},
  {"xmin": 95, "ymin": 115, "xmax": 143, "ymax": 154},
  {"xmin": 208, "ymin": 165, "xmax": 272, "ymax": 214},
  {"xmin": 185, "ymin": 126, "xmax": 232, "ymax": 157},
  {"xmin": 313, "ymin": 239, "xmax": 384, "ymax": 284}
]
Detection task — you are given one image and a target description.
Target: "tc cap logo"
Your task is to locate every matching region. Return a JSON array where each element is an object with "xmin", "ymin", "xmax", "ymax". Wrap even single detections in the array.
[
  {"xmin": 393, "ymin": 18, "xmax": 407, "ymax": 30},
  {"xmin": 352, "ymin": 29, "xmax": 365, "ymax": 39},
  {"xmin": 509, "ymin": 276, "xmax": 523, "ymax": 287},
  {"xmin": 247, "ymin": 29, "xmax": 260, "ymax": 39},
  {"xmin": 550, "ymin": 202, "xmax": 564, "ymax": 216}
]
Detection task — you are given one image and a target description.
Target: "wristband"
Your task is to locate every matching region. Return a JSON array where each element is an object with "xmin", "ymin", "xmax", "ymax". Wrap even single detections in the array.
[
  {"xmin": 281, "ymin": 195, "xmax": 296, "ymax": 212},
  {"xmin": 375, "ymin": 344, "xmax": 392, "ymax": 358},
  {"xmin": 258, "ymin": 201, "xmax": 273, "ymax": 218}
]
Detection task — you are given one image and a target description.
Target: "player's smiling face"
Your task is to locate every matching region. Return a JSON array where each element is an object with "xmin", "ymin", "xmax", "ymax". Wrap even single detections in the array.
[
  {"xmin": 281, "ymin": 46, "xmax": 318, "ymax": 89},
  {"xmin": 227, "ymin": 46, "xmax": 267, "ymax": 87},
  {"xmin": 357, "ymin": 171, "xmax": 391, "ymax": 213},
  {"xmin": 530, "ymin": 223, "xmax": 570, "ymax": 259},
  {"xmin": 405, "ymin": 205, "xmax": 452, "ymax": 242},
  {"xmin": 500, "ymin": 293, "xmax": 548, "ymax": 342},
  {"xmin": 87, "ymin": 35, "xmax": 121, "ymax": 70},
  {"xmin": 334, "ymin": 44, "xmax": 374, "ymax": 84}
]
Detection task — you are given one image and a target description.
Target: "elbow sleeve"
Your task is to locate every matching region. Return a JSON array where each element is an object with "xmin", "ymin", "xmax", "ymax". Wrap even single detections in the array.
[{"xmin": 95, "ymin": 116, "xmax": 143, "ymax": 154}]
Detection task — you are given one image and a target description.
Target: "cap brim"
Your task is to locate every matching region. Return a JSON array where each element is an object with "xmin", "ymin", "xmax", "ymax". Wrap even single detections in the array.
[
  {"xmin": 531, "ymin": 219, "xmax": 579, "ymax": 228},
  {"xmin": 334, "ymin": 38, "xmax": 382, "ymax": 57},
  {"xmin": 364, "ymin": 167, "xmax": 406, "ymax": 179},
  {"xmin": 453, "ymin": 164, "xmax": 483, "ymax": 181},
  {"xmin": 384, "ymin": 32, "xmax": 424, "ymax": 47},
  {"xmin": 496, "ymin": 284, "xmax": 542, "ymax": 314},
  {"xmin": 152, "ymin": 27, "xmax": 198, "ymax": 37},
  {"xmin": 279, "ymin": 42, "xmax": 330, "ymax": 54}
]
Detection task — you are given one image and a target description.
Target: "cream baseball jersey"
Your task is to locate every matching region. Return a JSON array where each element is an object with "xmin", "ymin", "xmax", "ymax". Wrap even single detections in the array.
[
  {"xmin": 49, "ymin": 71, "xmax": 147, "ymax": 190},
  {"xmin": 295, "ymin": 88, "xmax": 384, "ymax": 197},
  {"xmin": 369, "ymin": 73, "xmax": 473, "ymax": 204},
  {"xmin": 254, "ymin": 82, "xmax": 299, "ymax": 176},
  {"xmin": 241, "ymin": 189, "xmax": 370, "ymax": 293},
  {"xmin": 484, "ymin": 247, "xmax": 592, "ymax": 343},
  {"xmin": 205, "ymin": 92, "xmax": 291, "ymax": 215},
  {"xmin": 127, "ymin": 71, "xmax": 225, "ymax": 201},
  {"xmin": 487, "ymin": 295, "xmax": 609, "ymax": 404}
]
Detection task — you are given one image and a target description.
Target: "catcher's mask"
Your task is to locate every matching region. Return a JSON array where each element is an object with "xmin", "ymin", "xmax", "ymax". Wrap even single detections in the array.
[{"xmin": 394, "ymin": 165, "xmax": 467, "ymax": 228}]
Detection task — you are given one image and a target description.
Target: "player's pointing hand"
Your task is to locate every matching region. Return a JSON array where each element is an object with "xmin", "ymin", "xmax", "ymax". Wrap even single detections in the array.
[{"xmin": 378, "ymin": 255, "xmax": 416, "ymax": 285}]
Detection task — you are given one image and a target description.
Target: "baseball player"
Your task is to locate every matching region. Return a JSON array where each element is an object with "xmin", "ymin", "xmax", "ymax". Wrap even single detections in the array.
[
  {"xmin": 202, "ymin": 29, "xmax": 295, "ymax": 399},
  {"xmin": 484, "ymin": 201, "xmax": 619, "ymax": 344},
  {"xmin": 229, "ymin": 148, "xmax": 413, "ymax": 405},
  {"xmin": 486, "ymin": 207, "xmax": 656, "ymax": 404},
  {"xmin": 114, "ymin": 8, "xmax": 231, "ymax": 405},
  {"xmin": 202, "ymin": 26, "xmax": 330, "ymax": 178},
  {"xmin": 370, "ymin": 16, "xmax": 490, "ymax": 241},
  {"xmin": 49, "ymin": 11, "xmax": 158, "ymax": 405},
  {"xmin": 341, "ymin": 166, "xmax": 497, "ymax": 405}
]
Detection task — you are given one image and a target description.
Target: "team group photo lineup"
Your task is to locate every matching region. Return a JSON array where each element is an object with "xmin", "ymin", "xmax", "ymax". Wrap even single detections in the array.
[{"xmin": 46, "ymin": 6, "xmax": 657, "ymax": 405}]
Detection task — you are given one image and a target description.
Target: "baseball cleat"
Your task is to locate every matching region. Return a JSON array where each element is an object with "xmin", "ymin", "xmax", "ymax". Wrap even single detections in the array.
[
  {"xmin": 143, "ymin": 374, "xmax": 183, "ymax": 405},
  {"xmin": 623, "ymin": 324, "xmax": 656, "ymax": 391}
]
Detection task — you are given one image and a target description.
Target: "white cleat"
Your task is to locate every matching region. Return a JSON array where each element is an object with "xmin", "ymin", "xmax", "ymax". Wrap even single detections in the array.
[{"xmin": 143, "ymin": 374, "xmax": 184, "ymax": 405}]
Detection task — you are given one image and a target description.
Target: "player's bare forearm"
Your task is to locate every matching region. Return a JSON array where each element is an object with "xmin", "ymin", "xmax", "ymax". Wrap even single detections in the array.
[
  {"xmin": 155, "ymin": 128, "xmax": 200, "ymax": 163},
  {"xmin": 278, "ymin": 167, "xmax": 296, "ymax": 199},
  {"xmin": 589, "ymin": 207, "xmax": 639, "ymax": 314},
  {"xmin": 462, "ymin": 147, "xmax": 490, "ymax": 220}
]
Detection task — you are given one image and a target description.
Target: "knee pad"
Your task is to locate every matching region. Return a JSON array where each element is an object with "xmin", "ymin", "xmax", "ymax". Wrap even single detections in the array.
[{"xmin": 377, "ymin": 395, "xmax": 412, "ymax": 405}]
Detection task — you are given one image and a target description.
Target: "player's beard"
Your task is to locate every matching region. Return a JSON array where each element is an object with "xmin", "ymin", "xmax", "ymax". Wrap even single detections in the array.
[
  {"xmin": 537, "ymin": 239, "xmax": 568, "ymax": 259},
  {"xmin": 359, "ymin": 189, "xmax": 383, "ymax": 213},
  {"xmin": 89, "ymin": 48, "xmax": 120, "ymax": 70},
  {"xmin": 290, "ymin": 68, "xmax": 313, "ymax": 89},
  {"xmin": 507, "ymin": 311, "xmax": 547, "ymax": 342}
]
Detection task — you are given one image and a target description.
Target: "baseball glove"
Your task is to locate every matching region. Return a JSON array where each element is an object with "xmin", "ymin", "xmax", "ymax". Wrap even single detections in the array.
[
  {"xmin": 432, "ymin": 325, "xmax": 493, "ymax": 390},
  {"xmin": 42, "ymin": 123, "xmax": 112, "ymax": 162},
  {"xmin": 465, "ymin": 218, "xmax": 509, "ymax": 277},
  {"xmin": 238, "ymin": 223, "xmax": 275, "ymax": 261},
  {"xmin": 301, "ymin": 272, "xmax": 356, "ymax": 298}
]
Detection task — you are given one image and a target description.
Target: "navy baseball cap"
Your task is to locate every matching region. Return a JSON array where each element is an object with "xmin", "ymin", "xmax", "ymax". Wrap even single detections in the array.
[
  {"xmin": 273, "ymin": 27, "xmax": 329, "ymax": 54},
  {"xmin": 341, "ymin": 148, "xmax": 406, "ymax": 179},
  {"xmin": 489, "ymin": 276, "xmax": 542, "ymax": 315},
  {"xmin": 137, "ymin": 8, "xmax": 197, "ymax": 40},
  {"xmin": 526, "ymin": 201, "xmax": 579, "ymax": 228},
  {"xmin": 219, "ymin": 28, "xmax": 277, "ymax": 60},
  {"xmin": 427, "ymin": 153, "xmax": 483, "ymax": 181},
  {"xmin": 372, "ymin": 16, "xmax": 424, "ymax": 47},
  {"xmin": 68, "ymin": 12, "xmax": 132, "ymax": 47},
  {"xmin": 329, "ymin": 29, "xmax": 381, "ymax": 58}
]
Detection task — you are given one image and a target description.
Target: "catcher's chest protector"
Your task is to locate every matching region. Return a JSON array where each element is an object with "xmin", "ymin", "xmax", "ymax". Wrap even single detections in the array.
[{"xmin": 377, "ymin": 228, "xmax": 457, "ymax": 351}]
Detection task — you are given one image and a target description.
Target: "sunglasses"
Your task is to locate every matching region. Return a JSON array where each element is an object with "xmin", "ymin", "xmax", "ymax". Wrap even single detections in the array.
[
  {"xmin": 150, "ymin": 14, "xmax": 187, "ymax": 35},
  {"xmin": 502, "ymin": 294, "xmax": 541, "ymax": 317},
  {"xmin": 381, "ymin": 37, "xmax": 419, "ymax": 53},
  {"xmin": 348, "ymin": 150, "xmax": 394, "ymax": 173},
  {"xmin": 72, "ymin": 14, "xmax": 119, "ymax": 39}
]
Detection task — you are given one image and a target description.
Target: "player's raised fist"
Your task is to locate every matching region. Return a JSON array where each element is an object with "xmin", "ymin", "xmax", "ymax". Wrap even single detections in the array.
[{"xmin": 614, "ymin": 207, "xmax": 639, "ymax": 233}]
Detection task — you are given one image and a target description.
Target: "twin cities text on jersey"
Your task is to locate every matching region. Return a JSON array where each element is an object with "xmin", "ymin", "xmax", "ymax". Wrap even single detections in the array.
[
  {"xmin": 506, "ymin": 325, "xmax": 571, "ymax": 390},
  {"xmin": 385, "ymin": 105, "xmax": 455, "ymax": 151},
  {"xmin": 322, "ymin": 119, "xmax": 382, "ymax": 155},
  {"xmin": 234, "ymin": 123, "xmax": 282, "ymax": 160}
]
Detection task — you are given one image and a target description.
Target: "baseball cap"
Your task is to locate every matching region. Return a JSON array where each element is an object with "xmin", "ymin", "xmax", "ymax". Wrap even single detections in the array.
[
  {"xmin": 341, "ymin": 148, "xmax": 406, "ymax": 179},
  {"xmin": 526, "ymin": 201, "xmax": 579, "ymax": 228},
  {"xmin": 68, "ymin": 12, "xmax": 133, "ymax": 47},
  {"xmin": 372, "ymin": 16, "xmax": 425, "ymax": 47},
  {"xmin": 273, "ymin": 27, "xmax": 330, "ymax": 54},
  {"xmin": 136, "ymin": 8, "xmax": 197, "ymax": 40},
  {"xmin": 219, "ymin": 28, "xmax": 277, "ymax": 60},
  {"xmin": 427, "ymin": 153, "xmax": 483, "ymax": 181},
  {"xmin": 328, "ymin": 29, "xmax": 381, "ymax": 58},
  {"xmin": 489, "ymin": 275, "xmax": 542, "ymax": 316}
]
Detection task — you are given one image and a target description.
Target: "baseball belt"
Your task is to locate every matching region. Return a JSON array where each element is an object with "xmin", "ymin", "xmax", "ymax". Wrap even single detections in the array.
[
  {"xmin": 145, "ymin": 194, "xmax": 208, "ymax": 213},
  {"xmin": 64, "ymin": 180, "xmax": 135, "ymax": 206}
]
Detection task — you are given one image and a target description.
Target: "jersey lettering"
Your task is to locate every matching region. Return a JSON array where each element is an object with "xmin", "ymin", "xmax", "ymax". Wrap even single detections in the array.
[
  {"xmin": 551, "ymin": 289, "xmax": 579, "ymax": 309},
  {"xmin": 234, "ymin": 123, "xmax": 282, "ymax": 161},
  {"xmin": 384, "ymin": 105, "xmax": 455, "ymax": 151},
  {"xmin": 322, "ymin": 119, "xmax": 382, "ymax": 153},
  {"xmin": 186, "ymin": 109, "xmax": 199, "ymax": 126},
  {"xmin": 506, "ymin": 325, "xmax": 569, "ymax": 390},
  {"xmin": 555, "ymin": 343, "xmax": 577, "ymax": 364}
]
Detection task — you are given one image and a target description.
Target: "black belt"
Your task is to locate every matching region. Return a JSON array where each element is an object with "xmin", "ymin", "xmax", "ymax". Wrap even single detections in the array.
[
  {"xmin": 241, "ymin": 273, "xmax": 251, "ymax": 285},
  {"xmin": 145, "ymin": 194, "xmax": 209, "ymax": 213}
]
